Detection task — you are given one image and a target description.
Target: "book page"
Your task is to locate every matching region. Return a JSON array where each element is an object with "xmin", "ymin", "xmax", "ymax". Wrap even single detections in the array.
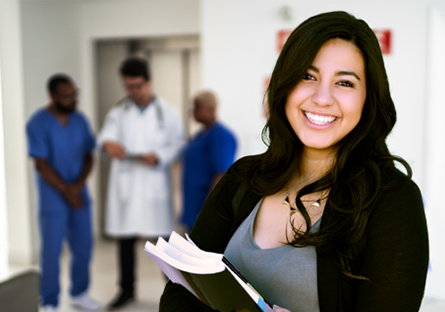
[
  {"xmin": 143, "ymin": 242, "xmax": 198, "ymax": 297},
  {"xmin": 169, "ymin": 232, "xmax": 222, "ymax": 260},
  {"xmin": 156, "ymin": 238, "xmax": 221, "ymax": 268},
  {"xmin": 144, "ymin": 241, "xmax": 225, "ymax": 274}
]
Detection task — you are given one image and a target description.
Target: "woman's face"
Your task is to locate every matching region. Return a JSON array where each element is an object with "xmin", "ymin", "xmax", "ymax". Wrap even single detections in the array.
[{"xmin": 285, "ymin": 38, "xmax": 366, "ymax": 154}]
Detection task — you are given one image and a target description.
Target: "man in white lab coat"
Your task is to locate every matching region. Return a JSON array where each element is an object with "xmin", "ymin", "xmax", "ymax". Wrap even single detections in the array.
[{"xmin": 97, "ymin": 56, "xmax": 185, "ymax": 310}]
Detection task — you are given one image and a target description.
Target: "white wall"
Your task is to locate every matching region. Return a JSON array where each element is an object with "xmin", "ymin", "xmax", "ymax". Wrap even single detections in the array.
[
  {"xmin": 0, "ymin": 61, "xmax": 7, "ymax": 274},
  {"xmin": 0, "ymin": 31, "xmax": 8, "ymax": 274},
  {"xmin": 21, "ymin": 2, "xmax": 82, "ymax": 120},
  {"xmin": 423, "ymin": 3, "xmax": 445, "ymax": 300},
  {"xmin": 201, "ymin": 0, "xmax": 442, "ymax": 299},
  {"xmin": 1, "ymin": 0, "xmax": 34, "ymax": 265}
]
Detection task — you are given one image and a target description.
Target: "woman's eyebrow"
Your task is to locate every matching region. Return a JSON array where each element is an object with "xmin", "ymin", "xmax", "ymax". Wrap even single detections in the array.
[
  {"xmin": 336, "ymin": 70, "xmax": 361, "ymax": 80},
  {"xmin": 308, "ymin": 65, "xmax": 361, "ymax": 80}
]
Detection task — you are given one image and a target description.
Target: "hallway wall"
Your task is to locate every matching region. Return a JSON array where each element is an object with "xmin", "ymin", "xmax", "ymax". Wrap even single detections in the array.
[{"xmin": 1, "ymin": 0, "xmax": 33, "ymax": 265}]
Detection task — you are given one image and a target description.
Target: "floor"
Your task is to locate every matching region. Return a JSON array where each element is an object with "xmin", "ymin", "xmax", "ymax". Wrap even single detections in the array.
[
  {"xmin": 55, "ymin": 239, "xmax": 165, "ymax": 312},
  {"xmin": 44, "ymin": 238, "xmax": 445, "ymax": 312}
]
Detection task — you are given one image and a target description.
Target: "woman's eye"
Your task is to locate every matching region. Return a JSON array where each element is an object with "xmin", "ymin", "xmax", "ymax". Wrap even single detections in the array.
[
  {"xmin": 303, "ymin": 73, "xmax": 315, "ymax": 80},
  {"xmin": 338, "ymin": 80, "xmax": 354, "ymax": 88}
]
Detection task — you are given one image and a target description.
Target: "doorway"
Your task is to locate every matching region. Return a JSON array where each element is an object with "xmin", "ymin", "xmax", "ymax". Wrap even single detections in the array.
[{"xmin": 95, "ymin": 35, "xmax": 200, "ymax": 237}]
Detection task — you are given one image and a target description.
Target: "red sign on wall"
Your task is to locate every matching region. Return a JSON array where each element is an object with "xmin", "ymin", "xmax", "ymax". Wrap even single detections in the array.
[{"xmin": 373, "ymin": 29, "xmax": 392, "ymax": 54}]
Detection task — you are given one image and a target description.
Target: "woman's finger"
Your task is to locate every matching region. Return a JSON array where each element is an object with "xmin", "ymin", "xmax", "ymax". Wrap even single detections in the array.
[{"xmin": 272, "ymin": 304, "xmax": 292, "ymax": 312}]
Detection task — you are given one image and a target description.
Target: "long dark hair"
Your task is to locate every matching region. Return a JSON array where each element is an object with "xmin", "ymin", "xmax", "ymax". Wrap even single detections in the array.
[{"xmin": 245, "ymin": 11, "xmax": 411, "ymax": 278}]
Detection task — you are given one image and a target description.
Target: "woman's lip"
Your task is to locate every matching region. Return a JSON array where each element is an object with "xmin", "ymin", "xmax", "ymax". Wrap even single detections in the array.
[{"xmin": 303, "ymin": 110, "xmax": 339, "ymax": 129}]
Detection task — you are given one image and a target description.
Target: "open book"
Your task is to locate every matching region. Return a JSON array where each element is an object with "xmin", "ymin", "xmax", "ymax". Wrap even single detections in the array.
[{"xmin": 144, "ymin": 231, "xmax": 274, "ymax": 312}]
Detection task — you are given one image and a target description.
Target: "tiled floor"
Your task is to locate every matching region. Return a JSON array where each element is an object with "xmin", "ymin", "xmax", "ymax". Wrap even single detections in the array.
[{"xmin": 45, "ymin": 238, "xmax": 445, "ymax": 311}]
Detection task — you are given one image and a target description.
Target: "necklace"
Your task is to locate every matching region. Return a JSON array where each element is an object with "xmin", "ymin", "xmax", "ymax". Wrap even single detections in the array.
[{"xmin": 283, "ymin": 185, "xmax": 328, "ymax": 216}]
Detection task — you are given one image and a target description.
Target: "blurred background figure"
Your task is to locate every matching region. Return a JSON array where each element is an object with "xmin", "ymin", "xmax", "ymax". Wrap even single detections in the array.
[
  {"xmin": 180, "ymin": 90, "xmax": 237, "ymax": 232},
  {"xmin": 97, "ymin": 56, "xmax": 185, "ymax": 310},
  {"xmin": 26, "ymin": 74, "xmax": 100, "ymax": 312}
]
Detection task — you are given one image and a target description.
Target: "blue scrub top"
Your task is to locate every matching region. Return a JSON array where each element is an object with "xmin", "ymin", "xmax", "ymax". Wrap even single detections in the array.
[
  {"xmin": 181, "ymin": 122, "xmax": 237, "ymax": 228},
  {"xmin": 26, "ymin": 108, "xmax": 96, "ymax": 211}
]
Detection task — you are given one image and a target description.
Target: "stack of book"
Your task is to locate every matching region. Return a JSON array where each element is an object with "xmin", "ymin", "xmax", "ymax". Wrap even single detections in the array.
[{"xmin": 144, "ymin": 231, "xmax": 274, "ymax": 312}]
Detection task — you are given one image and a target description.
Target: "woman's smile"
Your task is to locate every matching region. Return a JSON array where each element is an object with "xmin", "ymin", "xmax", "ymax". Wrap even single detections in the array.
[
  {"xmin": 285, "ymin": 38, "xmax": 367, "ymax": 154},
  {"xmin": 303, "ymin": 111, "xmax": 338, "ymax": 127}
]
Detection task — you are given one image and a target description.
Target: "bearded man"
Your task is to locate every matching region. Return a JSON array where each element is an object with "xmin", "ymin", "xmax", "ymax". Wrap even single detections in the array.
[{"xmin": 26, "ymin": 74, "xmax": 100, "ymax": 312}]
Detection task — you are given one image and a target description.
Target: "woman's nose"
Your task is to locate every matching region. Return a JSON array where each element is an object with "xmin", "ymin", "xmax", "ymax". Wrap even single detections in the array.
[{"xmin": 311, "ymin": 83, "xmax": 334, "ymax": 106}]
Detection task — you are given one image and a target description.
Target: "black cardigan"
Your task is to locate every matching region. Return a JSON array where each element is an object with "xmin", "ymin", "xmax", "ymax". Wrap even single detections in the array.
[{"xmin": 160, "ymin": 156, "xmax": 429, "ymax": 312}]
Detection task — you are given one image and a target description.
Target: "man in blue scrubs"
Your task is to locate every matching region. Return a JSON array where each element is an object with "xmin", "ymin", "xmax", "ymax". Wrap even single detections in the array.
[
  {"xmin": 181, "ymin": 91, "xmax": 237, "ymax": 231},
  {"xmin": 26, "ymin": 74, "xmax": 100, "ymax": 312}
]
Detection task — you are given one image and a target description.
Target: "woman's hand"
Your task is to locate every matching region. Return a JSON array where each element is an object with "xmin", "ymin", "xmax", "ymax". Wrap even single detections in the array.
[{"xmin": 273, "ymin": 305, "xmax": 292, "ymax": 312}]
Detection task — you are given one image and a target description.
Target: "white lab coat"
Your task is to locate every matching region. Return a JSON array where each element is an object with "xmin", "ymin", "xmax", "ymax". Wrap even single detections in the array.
[{"xmin": 97, "ymin": 97, "xmax": 185, "ymax": 237}]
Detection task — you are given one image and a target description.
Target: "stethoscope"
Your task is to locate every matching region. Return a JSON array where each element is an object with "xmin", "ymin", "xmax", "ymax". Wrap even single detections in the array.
[{"xmin": 117, "ymin": 96, "xmax": 164, "ymax": 129}]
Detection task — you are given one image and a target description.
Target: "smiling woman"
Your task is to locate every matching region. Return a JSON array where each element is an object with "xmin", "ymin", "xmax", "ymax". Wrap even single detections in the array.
[
  {"xmin": 285, "ymin": 38, "xmax": 367, "ymax": 153},
  {"xmin": 160, "ymin": 11, "xmax": 429, "ymax": 312}
]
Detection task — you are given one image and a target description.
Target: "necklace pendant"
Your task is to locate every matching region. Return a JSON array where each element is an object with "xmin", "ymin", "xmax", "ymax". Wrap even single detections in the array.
[
  {"xmin": 306, "ymin": 200, "xmax": 321, "ymax": 211},
  {"xmin": 283, "ymin": 196, "xmax": 290, "ymax": 206}
]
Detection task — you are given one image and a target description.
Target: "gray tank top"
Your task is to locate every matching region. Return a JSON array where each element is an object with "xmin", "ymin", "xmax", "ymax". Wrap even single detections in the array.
[{"xmin": 224, "ymin": 199, "xmax": 320, "ymax": 312}]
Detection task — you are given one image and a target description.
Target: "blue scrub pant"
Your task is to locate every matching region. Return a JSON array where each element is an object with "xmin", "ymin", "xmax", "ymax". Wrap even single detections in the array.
[{"xmin": 38, "ymin": 204, "xmax": 93, "ymax": 307}]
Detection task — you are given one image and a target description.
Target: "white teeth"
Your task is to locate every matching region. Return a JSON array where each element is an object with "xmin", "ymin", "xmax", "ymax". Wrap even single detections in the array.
[{"xmin": 305, "ymin": 112, "xmax": 336, "ymax": 125}]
